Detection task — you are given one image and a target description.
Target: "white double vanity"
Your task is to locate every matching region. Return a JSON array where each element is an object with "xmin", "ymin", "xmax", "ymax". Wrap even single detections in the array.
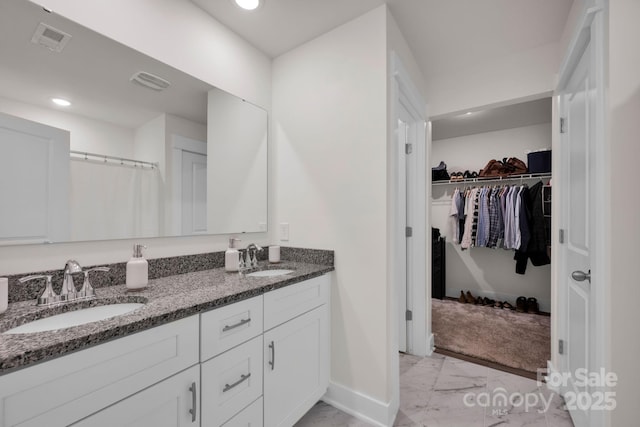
[{"xmin": 0, "ymin": 270, "xmax": 331, "ymax": 427}]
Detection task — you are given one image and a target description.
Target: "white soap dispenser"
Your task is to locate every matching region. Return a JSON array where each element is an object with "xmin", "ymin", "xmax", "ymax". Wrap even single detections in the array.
[
  {"xmin": 126, "ymin": 244, "xmax": 148, "ymax": 290},
  {"xmin": 225, "ymin": 238, "xmax": 241, "ymax": 272}
]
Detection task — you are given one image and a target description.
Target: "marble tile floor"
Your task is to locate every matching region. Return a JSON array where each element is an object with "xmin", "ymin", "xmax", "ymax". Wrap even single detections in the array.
[{"xmin": 295, "ymin": 353, "xmax": 574, "ymax": 427}]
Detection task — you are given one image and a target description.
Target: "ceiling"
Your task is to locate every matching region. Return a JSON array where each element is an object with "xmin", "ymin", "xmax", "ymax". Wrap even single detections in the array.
[
  {"xmin": 191, "ymin": 0, "xmax": 571, "ymax": 137},
  {"xmin": 0, "ymin": 0, "xmax": 212, "ymax": 129},
  {"xmin": 431, "ymin": 97, "xmax": 552, "ymax": 141},
  {"xmin": 191, "ymin": 0, "xmax": 574, "ymax": 80}
]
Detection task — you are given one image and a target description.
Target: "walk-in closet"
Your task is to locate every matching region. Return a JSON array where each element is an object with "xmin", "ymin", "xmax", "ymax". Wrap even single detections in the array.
[{"xmin": 430, "ymin": 97, "xmax": 552, "ymax": 378}]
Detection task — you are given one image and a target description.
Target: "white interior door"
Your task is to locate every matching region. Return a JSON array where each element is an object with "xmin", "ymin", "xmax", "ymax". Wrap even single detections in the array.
[
  {"xmin": 171, "ymin": 135, "xmax": 207, "ymax": 236},
  {"xmin": 0, "ymin": 112, "xmax": 70, "ymax": 244},
  {"xmin": 557, "ymin": 12, "xmax": 603, "ymax": 425},
  {"xmin": 181, "ymin": 151, "xmax": 207, "ymax": 235}
]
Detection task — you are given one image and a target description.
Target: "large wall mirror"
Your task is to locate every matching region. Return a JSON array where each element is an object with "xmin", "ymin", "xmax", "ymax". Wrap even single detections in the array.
[{"xmin": 0, "ymin": 0, "xmax": 268, "ymax": 245}]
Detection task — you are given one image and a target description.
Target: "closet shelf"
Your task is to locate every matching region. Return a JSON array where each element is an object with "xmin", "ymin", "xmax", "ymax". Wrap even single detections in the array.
[{"xmin": 432, "ymin": 173, "xmax": 551, "ymax": 186}]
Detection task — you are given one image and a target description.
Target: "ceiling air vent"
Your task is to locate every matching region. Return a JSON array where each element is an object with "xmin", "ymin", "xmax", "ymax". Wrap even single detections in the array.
[
  {"xmin": 130, "ymin": 71, "xmax": 171, "ymax": 92},
  {"xmin": 31, "ymin": 22, "xmax": 71, "ymax": 52}
]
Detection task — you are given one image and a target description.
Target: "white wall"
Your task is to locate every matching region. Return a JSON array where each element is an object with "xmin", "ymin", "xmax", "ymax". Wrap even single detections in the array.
[
  {"xmin": 426, "ymin": 42, "xmax": 560, "ymax": 118},
  {"xmin": 432, "ymin": 123, "xmax": 552, "ymax": 311},
  {"xmin": 0, "ymin": 0, "xmax": 272, "ymax": 275},
  {"xmin": 273, "ymin": 4, "xmax": 390, "ymax": 410},
  {"xmin": 0, "ymin": 96, "xmax": 134, "ymax": 158},
  {"xmin": 608, "ymin": 0, "xmax": 640, "ymax": 425}
]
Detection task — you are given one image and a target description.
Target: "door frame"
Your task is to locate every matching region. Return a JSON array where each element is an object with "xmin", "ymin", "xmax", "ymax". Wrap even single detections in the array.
[
  {"xmin": 390, "ymin": 52, "xmax": 429, "ymax": 358},
  {"xmin": 552, "ymin": 4, "xmax": 609, "ymax": 427}
]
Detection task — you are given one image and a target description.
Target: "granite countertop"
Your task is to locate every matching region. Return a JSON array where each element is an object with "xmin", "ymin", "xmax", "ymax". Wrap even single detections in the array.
[{"xmin": 0, "ymin": 261, "xmax": 334, "ymax": 375}]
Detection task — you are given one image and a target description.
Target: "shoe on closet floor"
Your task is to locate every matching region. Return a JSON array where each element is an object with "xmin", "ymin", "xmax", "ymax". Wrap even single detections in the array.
[
  {"xmin": 493, "ymin": 301, "xmax": 503, "ymax": 309},
  {"xmin": 502, "ymin": 301, "xmax": 514, "ymax": 310},
  {"xmin": 516, "ymin": 296, "xmax": 528, "ymax": 312},
  {"xmin": 475, "ymin": 296, "xmax": 484, "ymax": 305},
  {"xmin": 465, "ymin": 291, "xmax": 475, "ymax": 304},
  {"xmin": 527, "ymin": 297, "xmax": 540, "ymax": 314},
  {"xmin": 483, "ymin": 297, "xmax": 495, "ymax": 306},
  {"xmin": 459, "ymin": 291, "xmax": 466, "ymax": 303}
]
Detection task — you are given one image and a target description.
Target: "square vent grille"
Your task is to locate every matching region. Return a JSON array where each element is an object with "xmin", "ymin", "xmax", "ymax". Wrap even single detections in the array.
[{"xmin": 31, "ymin": 22, "xmax": 71, "ymax": 52}]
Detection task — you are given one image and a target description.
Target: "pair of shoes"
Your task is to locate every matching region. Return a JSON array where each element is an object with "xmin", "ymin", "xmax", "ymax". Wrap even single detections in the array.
[
  {"xmin": 449, "ymin": 172, "xmax": 464, "ymax": 182},
  {"xmin": 458, "ymin": 290, "xmax": 475, "ymax": 304},
  {"xmin": 515, "ymin": 296, "xmax": 540, "ymax": 314},
  {"xmin": 483, "ymin": 297, "xmax": 495, "ymax": 306},
  {"xmin": 493, "ymin": 300, "xmax": 515, "ymax": 310},
  {"xmin": 462, "ymin": 171, "xmax": 479, "ymax": 179}
]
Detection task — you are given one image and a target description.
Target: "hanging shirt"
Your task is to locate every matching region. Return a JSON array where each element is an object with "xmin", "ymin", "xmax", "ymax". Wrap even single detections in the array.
[
  {"xmin": 460, "ymin": 188, "xmax": 477, "ymax": 249},
  {"xmin": 449, "ymin": 188, "xmax": 460, "ymax": 243},
  {"xmin": 487, "ymin": 187, "xmax": 500, "ymax": 248}
]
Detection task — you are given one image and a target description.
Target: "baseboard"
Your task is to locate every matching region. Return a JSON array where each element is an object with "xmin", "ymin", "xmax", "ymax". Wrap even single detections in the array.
[
  {"xmin": 427, "ymin": 333, "xmax": 435, "ymax": 356},
  {"xmin": 322, "ymin": 381, "xmax": 396, "ymax": 427}
]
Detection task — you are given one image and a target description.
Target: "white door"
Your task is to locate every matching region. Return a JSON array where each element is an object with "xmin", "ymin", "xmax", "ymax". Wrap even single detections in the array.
[
  {"xmin": 0, "ymin": 112, "xmax": 70, "ymax": 244},
  {"xmin": 181, "ymin": 150, "xmax": 207, "ymax": 235},
  {"xmin": 171, "ymin": 134, "xmax": 207, "ymax": 236},
  {"xmin": 556, "ymin": 8, "xmax": 605, "ymax": 426},
  {"xmin": 392, "ymin": 53, "xmax": 427, "ymax": 357},
  {"xmin": 559, "ymin": 44, "xmax": 592, "ymax": 426}
]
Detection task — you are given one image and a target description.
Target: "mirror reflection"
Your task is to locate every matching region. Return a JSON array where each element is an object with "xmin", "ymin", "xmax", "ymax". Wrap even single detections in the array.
[{"xmin": 0, "ymin": 0, "xmax": 268, "ymax": 246}]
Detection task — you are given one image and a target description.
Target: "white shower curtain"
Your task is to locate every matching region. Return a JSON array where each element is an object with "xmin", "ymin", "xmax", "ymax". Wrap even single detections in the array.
[{"xmin": 69, "ymin": 159, "xmax": 162, "ymax": 241}]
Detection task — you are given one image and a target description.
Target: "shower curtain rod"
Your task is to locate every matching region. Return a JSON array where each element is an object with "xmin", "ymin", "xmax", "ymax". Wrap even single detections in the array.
[{"xmin": 70, "ymin": 150, "xmax": 158, "ymax": 169}]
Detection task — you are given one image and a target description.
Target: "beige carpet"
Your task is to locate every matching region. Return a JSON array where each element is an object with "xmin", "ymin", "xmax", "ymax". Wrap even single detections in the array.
[{"xmin": 432, "ymin": 299, "xmax": 550, "ymax": 373}]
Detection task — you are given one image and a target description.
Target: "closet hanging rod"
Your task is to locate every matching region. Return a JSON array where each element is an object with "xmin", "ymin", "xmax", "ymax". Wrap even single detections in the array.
[
  {"xmin": 70, "ymin": 150, "xmax": 159, "ymax": 168},
  {"xmin": 432, "ymin": 173, "xmax": 551, "ymax": 186}
]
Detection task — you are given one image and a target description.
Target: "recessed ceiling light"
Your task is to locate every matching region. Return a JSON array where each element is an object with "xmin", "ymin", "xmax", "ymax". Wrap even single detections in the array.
[
  {"xmin": 234, "ymin": 0, "xmax": 261, "ymax": 11},
  {"xmin": 465, "ymin": 111, "xmax": 473, "ymax": 115},
  {"xmin": 51, "ymin": 98, "xmax": 71, "ymax": 107}
]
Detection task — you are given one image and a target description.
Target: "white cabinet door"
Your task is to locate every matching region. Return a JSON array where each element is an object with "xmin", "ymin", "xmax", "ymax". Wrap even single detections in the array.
[
  {"xmin": 72, "ymin": 365, "xmax": 200, "ymax": 427},
  {"xmin": 263, "ymin": 305, "xmax": 329, "ymax": 427}
]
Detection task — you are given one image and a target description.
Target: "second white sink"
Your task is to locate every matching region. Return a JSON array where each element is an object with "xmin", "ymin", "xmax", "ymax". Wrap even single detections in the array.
[
  {"xmin": 246, "ymin": 269, "xmax": 294, "ymax": 278},
  {"xmin": 4, "ymin": 303, "xmax": 145, "ymax": 334}
]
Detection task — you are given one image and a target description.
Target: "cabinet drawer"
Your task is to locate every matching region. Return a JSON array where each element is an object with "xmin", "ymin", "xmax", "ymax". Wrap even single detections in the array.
[
  {"xmin": 201, "ymin": 295, "xmax": 263, "ymax": 361},
  {"xmin": 221, "ymin": 397, "xmax": 262, "ymax": 427},
  {"xmin": 201, "ymin": 335, "xmax": 263, "ymax": 427},
  {"xmin": 0, "ymin": 315, "xmax": 199, "ymax": 427},
  {"xmin": 264, "ymin": 274, "xmax": 329, "ymax": 331}
]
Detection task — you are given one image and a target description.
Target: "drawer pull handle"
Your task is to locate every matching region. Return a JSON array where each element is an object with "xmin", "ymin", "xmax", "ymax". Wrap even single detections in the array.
[
  {"xmin": 222, "ymin": 318, "xmax": 251, "ymax": 332},
  {"xmin": 189, "ymin": 382, "xmax": 197, "ymax": 423},
  {"xmin": 269, "ymin": 341, "xmax": 275, "ymax": 370},
  {"xmin": 223, "ymin": 373, "xmax": 251, "ymax": 393}
]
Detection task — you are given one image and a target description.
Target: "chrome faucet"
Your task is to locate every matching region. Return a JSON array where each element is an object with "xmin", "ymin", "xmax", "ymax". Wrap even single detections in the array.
[
  {"xmin": 19, "ymin": 261, "xmax": 110, "ymax": 306},
  {"xmin": 61, "ymin": 260, "xmax": 82, "ymax": 301},
  {"xmin": 245, "ymin": 244, "xmax": 263, "ymax": 268}
]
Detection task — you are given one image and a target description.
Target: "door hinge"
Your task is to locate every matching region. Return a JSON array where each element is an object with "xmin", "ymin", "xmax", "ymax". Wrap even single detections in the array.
[
  {"xmin": 560, "ymin": 117, "xmax": 566, "ymax": 133},
  {"xmin": 559, "ymin": 339, "xmax": 565, "ymax": 355},
  {"xmin": 405, "ymin": 310, "xmax": 413, "ymax": 321},
  {"xmin": 559, "ymin": 229, "xmax": 565, "ymax": 244},
  {"xmin": 405, "ymin": 143, "xmax": 413, "ymax": 154},
  {"xmin": 405, "ymin": 226, "xmax": 413, "ymax": 237}
]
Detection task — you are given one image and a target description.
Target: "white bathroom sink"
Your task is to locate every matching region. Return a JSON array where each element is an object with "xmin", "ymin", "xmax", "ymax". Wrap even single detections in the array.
[
  {"xmin": 3, "ymin": 303, "xmax": 145, "ymax": 334},
  {"xmin": 246, "ymin": 269, "xmax": 294, "ymax": 278}
]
